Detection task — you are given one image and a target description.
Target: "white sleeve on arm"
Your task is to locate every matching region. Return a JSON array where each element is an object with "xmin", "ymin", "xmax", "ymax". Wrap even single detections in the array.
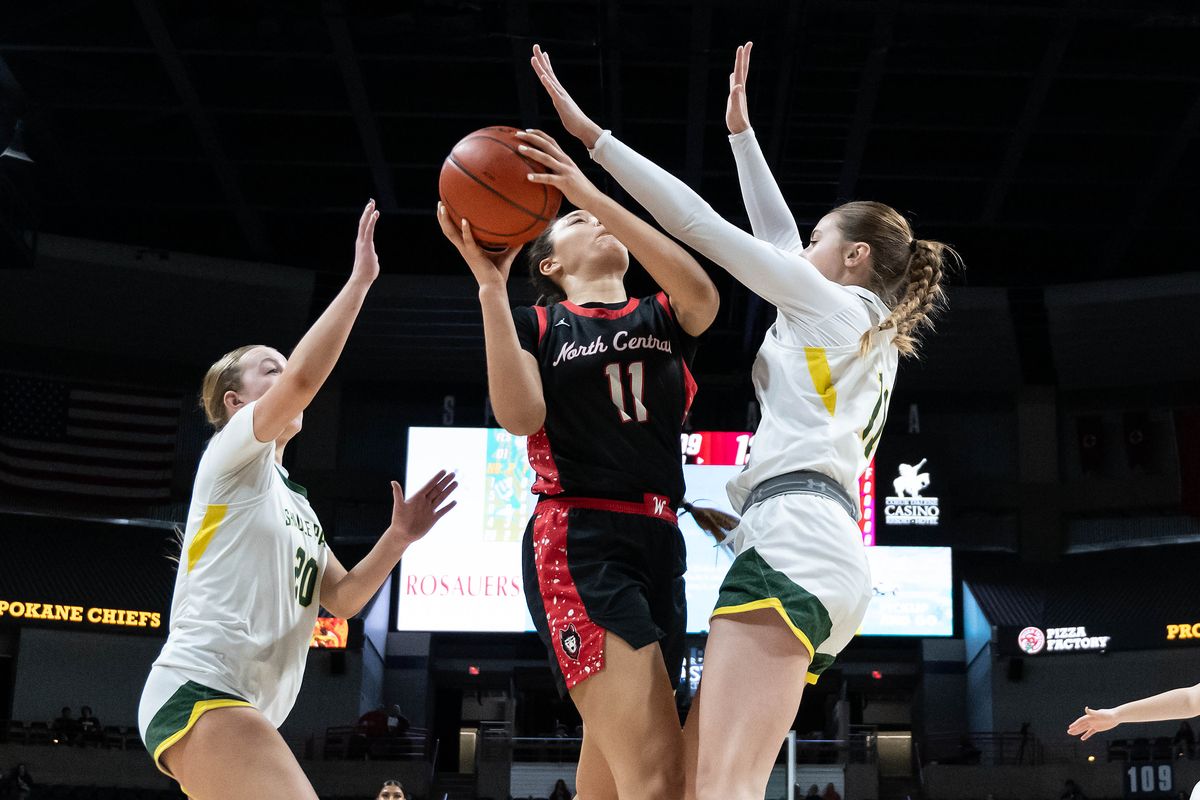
[
  {"xmin": 203, "ymin": 399, "xmax": 273, "ymax": 477},
  {"xmin": 729, "ymin": 128, "xmax": 803, "ymax": 254},
  {"xmin": 590, "ymin": 130, "xmax": 846, "ymax": 319}
]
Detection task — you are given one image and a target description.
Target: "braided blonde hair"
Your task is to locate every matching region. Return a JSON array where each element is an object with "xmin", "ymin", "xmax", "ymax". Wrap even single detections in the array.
[{"xmin": 831, "ymin": 201, "xmax": 958, "ymax": 357}]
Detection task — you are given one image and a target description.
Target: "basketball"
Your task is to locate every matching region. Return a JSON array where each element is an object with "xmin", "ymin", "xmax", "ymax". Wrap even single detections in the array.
[{"xmin": 438, "ymin": 126, "xmax": 563, "ymax": 250}]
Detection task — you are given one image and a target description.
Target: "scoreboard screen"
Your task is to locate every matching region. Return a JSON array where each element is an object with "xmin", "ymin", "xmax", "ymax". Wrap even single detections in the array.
[{"xmin": 396, "ymin": 428, "xmax": 952, "ymax": 636}]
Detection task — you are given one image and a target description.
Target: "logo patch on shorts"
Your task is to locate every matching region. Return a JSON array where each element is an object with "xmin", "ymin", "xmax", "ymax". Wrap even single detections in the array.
[{"xmin": 560, "ymin": 623, "xmax": 581, "ymax": 660}]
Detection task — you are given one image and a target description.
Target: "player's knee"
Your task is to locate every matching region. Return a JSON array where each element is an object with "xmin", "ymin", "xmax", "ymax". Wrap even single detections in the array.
[{"xmin": 629, "ymin": 744, "xmax": 684, "ymax": 797}]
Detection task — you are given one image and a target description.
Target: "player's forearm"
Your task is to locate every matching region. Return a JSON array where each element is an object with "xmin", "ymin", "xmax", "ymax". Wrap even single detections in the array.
[
  {"xmin": 254, "ymin": 277, "xmax": 372, "ymax": 441},
  {"xmin": 479, "ymin": 287, "xmax": 546, "ymax": 435},
  {"xmin": 1113, "ymin": 685, "xmax": 1200, "ymax": 725},
  {"xmin": 586, "ymin": 192, "xmax": 719, "ymax": 336},
  {"xmin": 590, "ymin": 131, "xmax": 837, "ymax": 315},
  {"xmin": 729, "ymin": 128, "xmax": 803, "ymax": 252},
  {"xmin": 324, "ymin": 540, "xmax": 405, "ymax": 618}
]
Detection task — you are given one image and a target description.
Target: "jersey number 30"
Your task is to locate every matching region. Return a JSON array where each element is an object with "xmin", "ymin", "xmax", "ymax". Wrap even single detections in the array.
[{"xmin": 604, "ymin": 362, "xmax": 649, "ymax": 423}]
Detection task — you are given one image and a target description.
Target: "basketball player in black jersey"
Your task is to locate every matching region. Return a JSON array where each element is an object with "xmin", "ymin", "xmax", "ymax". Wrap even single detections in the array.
[{"xmin": 438, "ymin": 128, "xmax": 719, "ymax": 800}]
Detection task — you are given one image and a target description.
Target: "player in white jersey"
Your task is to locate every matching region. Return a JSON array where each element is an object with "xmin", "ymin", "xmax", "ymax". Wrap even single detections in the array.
[
  {"xmin": 137, "ymin": 201, "xmax": 459, "ymax": 800},
  {"xmin": 529, "ymin": 44, "xmax": 956, "ymax": 800}
]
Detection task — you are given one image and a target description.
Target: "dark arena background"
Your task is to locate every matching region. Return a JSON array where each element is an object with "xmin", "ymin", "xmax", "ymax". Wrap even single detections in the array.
[{"xmin": 2, "ymin": 2, "xmax": 1200, "ymax": 799}]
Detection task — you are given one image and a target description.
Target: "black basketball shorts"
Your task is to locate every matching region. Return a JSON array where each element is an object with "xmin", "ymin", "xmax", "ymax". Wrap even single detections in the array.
[{"xmin": 521, "ymin": 494, "xmax": 687, "ymax": 696}]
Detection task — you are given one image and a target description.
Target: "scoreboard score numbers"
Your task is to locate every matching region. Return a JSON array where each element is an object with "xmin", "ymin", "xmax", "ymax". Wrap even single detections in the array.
[{"xmin": 1124, "ymin": 762, "xmax": 1174, "ymax": 799}]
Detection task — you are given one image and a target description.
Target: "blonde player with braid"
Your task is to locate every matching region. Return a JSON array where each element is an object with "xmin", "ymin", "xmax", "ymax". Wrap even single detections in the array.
[{"xmin": 528, "ymin": 43, "xmax": 956, "ymax": 800}]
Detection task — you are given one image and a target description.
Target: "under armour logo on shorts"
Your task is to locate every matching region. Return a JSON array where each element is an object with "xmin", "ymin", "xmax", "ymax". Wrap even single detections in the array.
[{"xmin": 560, "ymin": 623, "xmax": 581, "ymax": 660}]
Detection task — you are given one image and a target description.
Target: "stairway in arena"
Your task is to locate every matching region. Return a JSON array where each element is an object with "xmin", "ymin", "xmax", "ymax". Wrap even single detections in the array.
[
  {"xmin": 879, "ymin": 774, "xmax": 923, "ymax": 800},
  {"xmin": 431, "ymin": 772, "xmax": 477, "ymax": 800}
]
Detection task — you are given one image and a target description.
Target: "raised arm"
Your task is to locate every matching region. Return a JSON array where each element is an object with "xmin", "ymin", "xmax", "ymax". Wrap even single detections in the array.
[
  {"xmin": 1068, "ymin": 684, "xmax": 1200, "ymax": 740},
  {"xmin": 515, "ymin": 127, "xmax": 719, "ymax": 336},
  {"xmin": 726, "ymin": 42, "xmax": 803, "ymax": 253},
  {"xmin": 531, "ymin": 45, "xmax": 844, "ymax": 320},
  {"xmin": 437, "ymin": 205, "xmax": 545, "ymax": 436},
  {"xmin": 252, "ymin": 201, "xmax": 379, "ymax": 443}
]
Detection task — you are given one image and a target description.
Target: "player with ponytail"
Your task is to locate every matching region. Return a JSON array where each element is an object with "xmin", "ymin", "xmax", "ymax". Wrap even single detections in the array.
[{"xmin": 530, "ymin": 41, "xmax": 957, "ymax": 800}]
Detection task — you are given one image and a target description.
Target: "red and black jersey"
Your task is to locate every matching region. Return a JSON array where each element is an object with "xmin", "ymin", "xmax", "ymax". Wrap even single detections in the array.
[{"xmin": 513, "ymin": 293, "xmax": 697, "ymax": 508}]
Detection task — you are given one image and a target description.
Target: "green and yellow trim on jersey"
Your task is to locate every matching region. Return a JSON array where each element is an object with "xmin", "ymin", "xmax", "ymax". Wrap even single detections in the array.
[
  {"xmin": 711, "ymin": 547, "xmax": 836, "ymax": 684},
  {"xmin": 144, "ymin": 680, "xmax": 251, "ymax": 777}
]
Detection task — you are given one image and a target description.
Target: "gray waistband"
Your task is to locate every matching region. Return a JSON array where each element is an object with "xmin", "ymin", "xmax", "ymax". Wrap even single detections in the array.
[{"xmin": 741, "ymin": 470, "xmax": 860, "ymax": 521}]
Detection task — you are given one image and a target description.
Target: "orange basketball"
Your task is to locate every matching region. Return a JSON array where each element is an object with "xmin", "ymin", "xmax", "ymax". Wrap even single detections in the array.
[{"xmin": 438, "ymin": 126, "xmax": 563, "ymax": 250}]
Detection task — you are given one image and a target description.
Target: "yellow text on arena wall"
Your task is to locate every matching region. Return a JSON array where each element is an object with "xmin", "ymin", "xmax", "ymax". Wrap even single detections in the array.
[{"xmin": 0, "ymin": 599, "xmax": 161, "ymax": 628}]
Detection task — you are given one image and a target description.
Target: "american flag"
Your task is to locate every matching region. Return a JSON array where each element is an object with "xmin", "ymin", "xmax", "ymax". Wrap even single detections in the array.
[{"xmin": 0, "ymin": 375, "xmax": 182, "ymax": 501}]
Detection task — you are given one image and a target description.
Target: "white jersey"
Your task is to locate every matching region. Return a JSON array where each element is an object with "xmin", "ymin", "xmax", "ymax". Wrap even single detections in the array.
[
  {"xmin": 590, "ymin": 128, "xmax": 899, "ymax": 509},
  {"xmin": 152, "ymin": 399, "xmax": 327, "ymax": 727}
]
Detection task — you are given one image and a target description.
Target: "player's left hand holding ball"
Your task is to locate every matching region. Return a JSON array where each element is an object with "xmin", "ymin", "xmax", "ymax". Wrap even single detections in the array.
[
  {"xmin": 437, "ymin": 202, "xmax": 520, "ymax": 291},
  {"xmin": 384, "ymin": 470, "xmax": 459, "ymax": 548},
  {"xmin": 515, "ymin": 129, "xmax": 603, "ymax": 211}
]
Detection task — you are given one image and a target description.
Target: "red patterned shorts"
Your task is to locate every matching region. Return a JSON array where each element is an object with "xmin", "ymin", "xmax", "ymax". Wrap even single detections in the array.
[{"xmin": 521, "ymin": 495, "xmax": 686, "ymax": 695}]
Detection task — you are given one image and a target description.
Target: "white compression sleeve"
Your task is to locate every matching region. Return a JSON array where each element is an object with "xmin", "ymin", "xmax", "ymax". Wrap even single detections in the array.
[
  {"xmin": 590, "ymin": 130, "xmax": 847, "ymax": 319},
  {"xmin": 729, "ymin": 128, "xmax": 803, "ymax": 254}
]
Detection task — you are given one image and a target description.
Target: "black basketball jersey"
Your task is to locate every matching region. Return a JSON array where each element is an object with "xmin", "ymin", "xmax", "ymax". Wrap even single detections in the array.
[{"xmin": 513, "ymin": 293, "xmax": 697, "ymax": 507}]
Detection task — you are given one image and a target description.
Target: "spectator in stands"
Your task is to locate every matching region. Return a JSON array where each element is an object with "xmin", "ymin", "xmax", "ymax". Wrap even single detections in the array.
[
  {"xmin": 388, "ymin": 704, "xmax": 411, "ymax": 736},
  {"xmin": 803, "ymin": 784, "xmax": 821, "ymax": 800},
  {"xmin": 821, "ymin": 782, "xmax": 841, "ymax": 800},
  {"xmin": 4, "ymin": 764, "xmax": 33, "ymax": 800},
  {"xmin": 548, "ymin": 778, "xmax": 572, "ymax": 800},
  {"xmin": 358, "ymin": 705, "xmax": 391, "ymax": 738},
  {"xmin": 1061, "ymin": 778, "xmax": 1087, "ymax": 799},
  {"xmin": 1174, "ymin": 720, "xmax": 1195, "ymax": 759},
  {"xmin": 78, "ymin": 705, "xmax": 103, "ymax": 746},
  {"xmin": 376, "ymin": 779, "xmax": 405, "ymax": 800},
  {"xmin": 51, "ymin": 706, "xmax": 78, "ymax": 745}
]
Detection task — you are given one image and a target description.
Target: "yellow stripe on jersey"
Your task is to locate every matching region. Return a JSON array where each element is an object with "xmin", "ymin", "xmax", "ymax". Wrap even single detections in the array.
[
  {"xmin": 187, "ymin": 504, "xmax": 227, "ymax": 573},
  {"xmin": 803, "ymin": 347, "xmax": 837, "ymax": 417}
]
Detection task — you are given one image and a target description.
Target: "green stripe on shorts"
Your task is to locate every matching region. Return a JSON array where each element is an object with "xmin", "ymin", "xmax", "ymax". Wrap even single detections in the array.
[
  {"xmin": 145, "ymin": 680, "xmax": 249, "ymax": 763},
  {"xmin": 714, "ymin": 546, "xmax": 836, "ymax": 676}
]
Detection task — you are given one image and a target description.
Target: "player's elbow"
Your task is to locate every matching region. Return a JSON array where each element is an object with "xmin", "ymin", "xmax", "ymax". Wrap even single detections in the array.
[
  {"xmin": 493, "ymin": 398, "xmax": 545, "ymax": 437},
  {"xmin": 1185, "ymin": 684, "xmax": 1200, "ymax": 717},
  {"xmin": 320, "ymin": 592, "xmax": 360, "ymax": 621},
  {"xmin": 499, "ymin": 416, "xmax": 544, "ymax": 438}
]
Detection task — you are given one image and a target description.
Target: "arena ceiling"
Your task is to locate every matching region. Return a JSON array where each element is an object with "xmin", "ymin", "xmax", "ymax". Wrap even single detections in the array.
[{"xmin": 2, "ymin": 0, "xmax": 1197, "ymax": 291}]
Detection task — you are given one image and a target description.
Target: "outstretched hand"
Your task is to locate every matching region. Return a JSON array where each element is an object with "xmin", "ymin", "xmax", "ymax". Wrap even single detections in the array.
[
  {"xmin": 530, "ymin": 44, "xmax": 604, "ymax": 149},
  {"xmin": 1067, "ymin": 707, "xmax": 1120, "ymax": 741},
  {"xmin": 726, "ymin": 42, "xmax": 753, "ymax": 135},
  {"xmin": 436, "ymin": 203, "xmax": 521, "ymax": 291},
  {"xmin": 515, "ymin": 128, "xmax": 603, "ymax": 210},
  {"xmin": 385, "ymin": 470, "xmax": 458, "ymax": 548},
  {"xmin": 353, "ymin": 199, "xmax": 382, "ymax": 284}
]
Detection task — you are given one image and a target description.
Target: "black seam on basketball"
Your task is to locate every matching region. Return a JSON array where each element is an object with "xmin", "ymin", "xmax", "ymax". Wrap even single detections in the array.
[
  {"xmin": 440, "ymin": 181, "xmax": 541, "ymax": 241},
  {"xmin": 447, "ymin": 144, "xmax": 555, "ymax": 223},
  {"xmin": 469, "ymin": 134, "xmax": 556, "ymax": 219}
]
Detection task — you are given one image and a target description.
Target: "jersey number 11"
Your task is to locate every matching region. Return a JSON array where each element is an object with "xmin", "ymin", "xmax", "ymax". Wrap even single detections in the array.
[{"xmin": 604, "ymin": 362, "xmax": 648, "ymax": 423}]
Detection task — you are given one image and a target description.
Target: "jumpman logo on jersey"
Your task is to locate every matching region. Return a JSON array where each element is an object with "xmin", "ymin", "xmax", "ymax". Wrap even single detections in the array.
[{"xmin": 555, "ymin": 319, "xmax": 570, "ymax": 327}]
